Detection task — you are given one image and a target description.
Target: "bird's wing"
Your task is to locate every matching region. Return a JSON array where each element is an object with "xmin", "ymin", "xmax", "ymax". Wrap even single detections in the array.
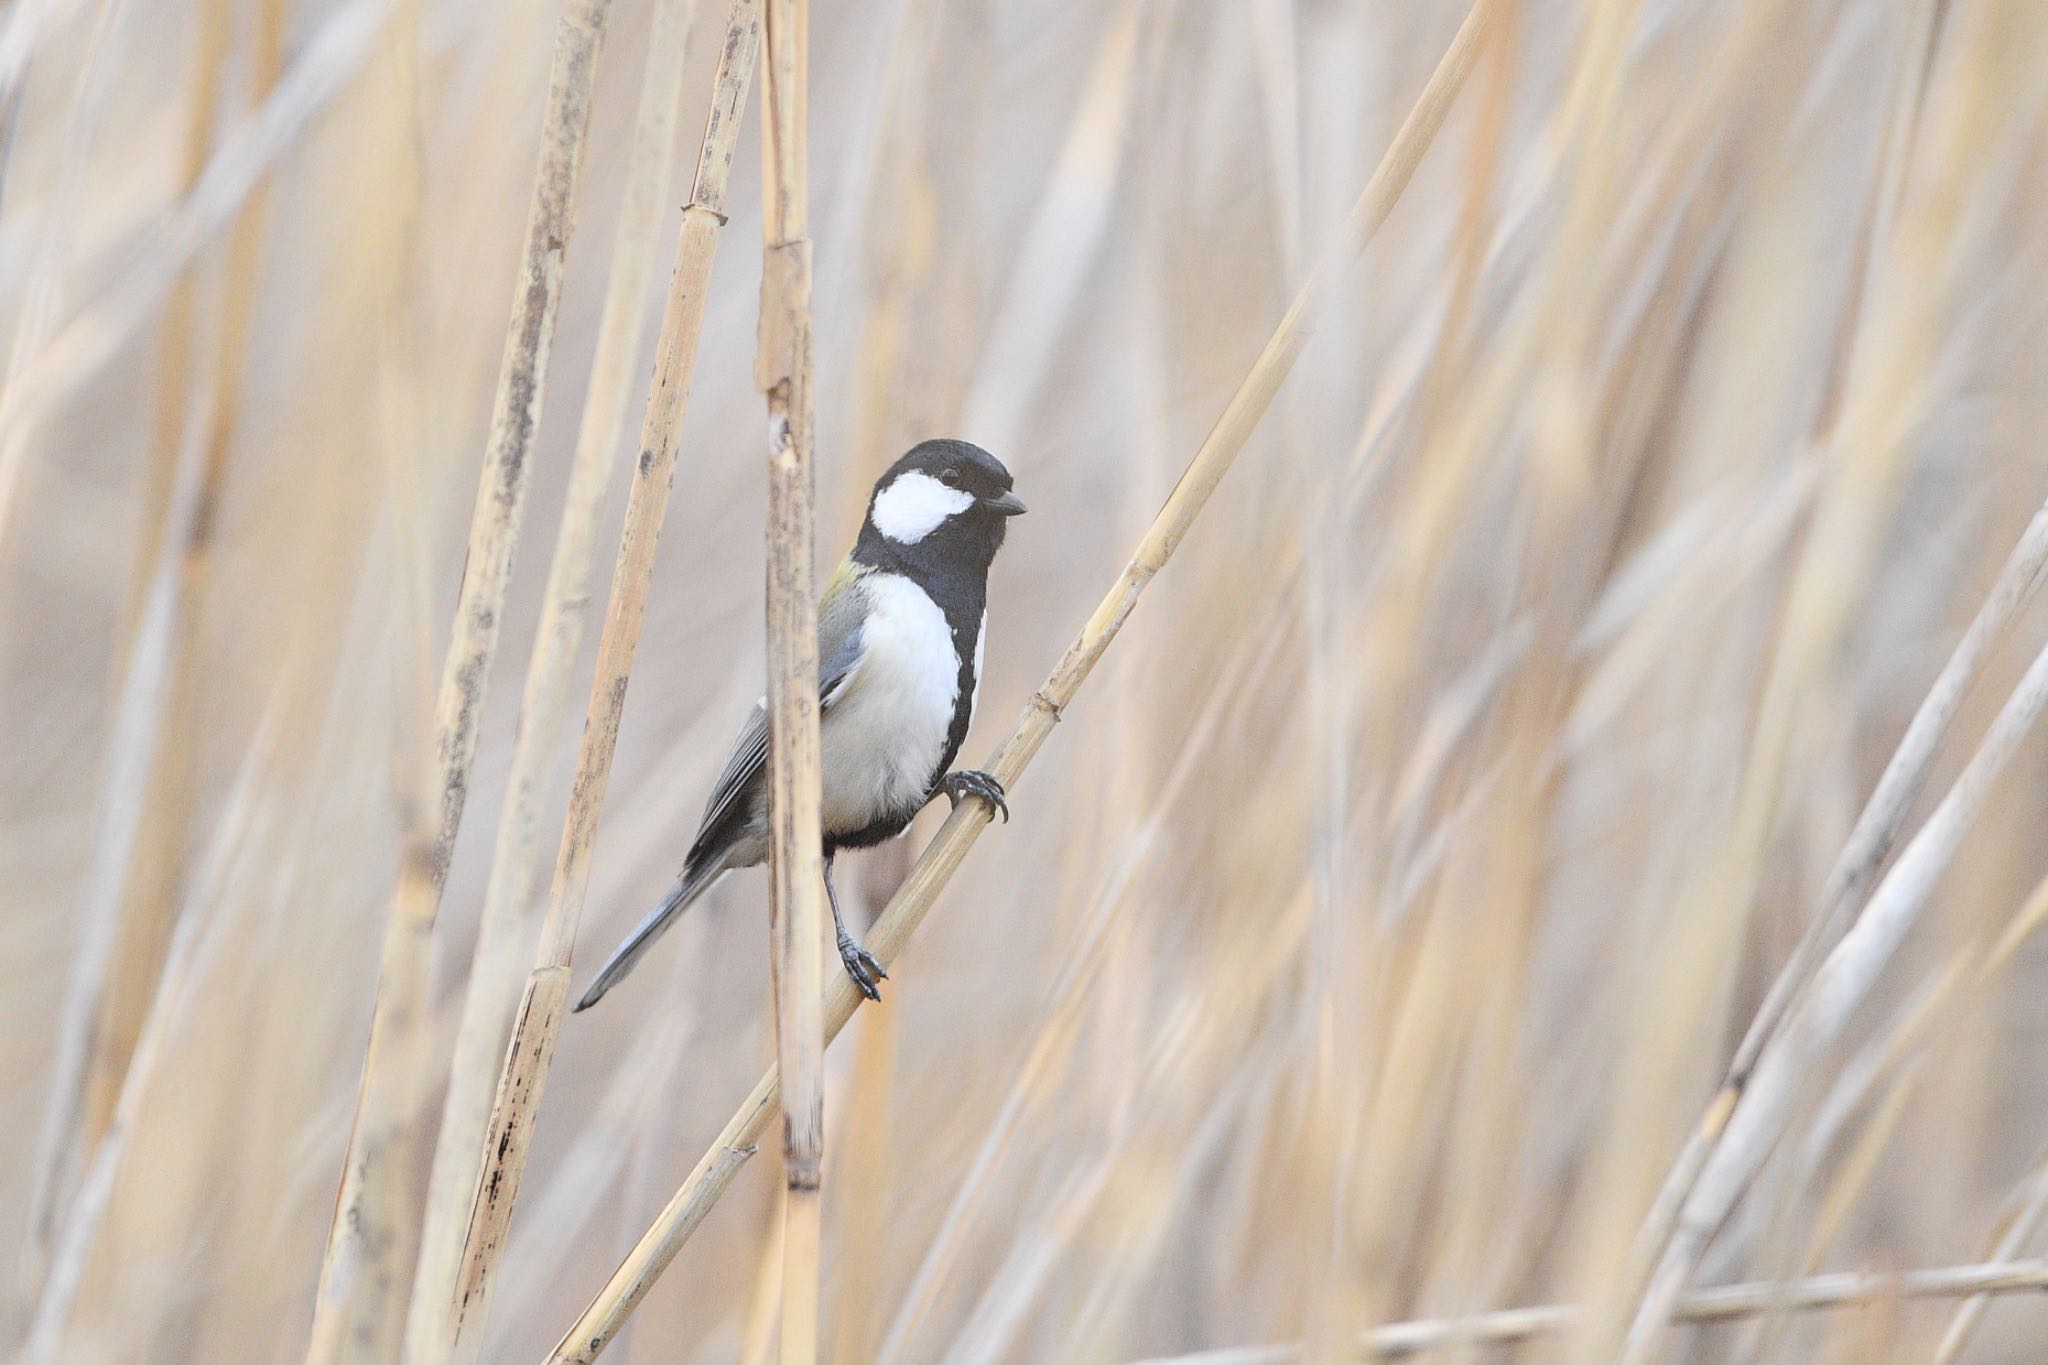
[{"xmin": 687, "ymin": 566, "xmax": 868, "ymax": 849}]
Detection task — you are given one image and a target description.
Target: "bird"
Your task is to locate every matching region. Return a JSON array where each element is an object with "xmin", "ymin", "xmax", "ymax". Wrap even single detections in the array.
[{"xmin": 572, "ymin": 438, "xmax": 1024, "ymax": 1013}]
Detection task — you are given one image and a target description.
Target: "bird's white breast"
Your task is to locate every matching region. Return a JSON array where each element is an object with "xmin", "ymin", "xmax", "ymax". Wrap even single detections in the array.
[{"xmin": 820, "ymin": 573, "xmax": 964, "ymax": 834}]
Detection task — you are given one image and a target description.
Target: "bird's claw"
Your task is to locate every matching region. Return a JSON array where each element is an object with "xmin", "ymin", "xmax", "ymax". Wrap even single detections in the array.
[
  {"xmin": 942, "ymin": 769, "xmax": 1009, "ymax": 822},
  {"xmin": 838, "ymin": 931, "xmax": 887, "ymax": 1001}
]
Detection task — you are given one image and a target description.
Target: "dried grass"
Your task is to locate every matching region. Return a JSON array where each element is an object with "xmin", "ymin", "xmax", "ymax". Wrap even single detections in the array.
[{"xmin": 8, "ymin": 0, "xmax": 2048, "ymax": 1362}]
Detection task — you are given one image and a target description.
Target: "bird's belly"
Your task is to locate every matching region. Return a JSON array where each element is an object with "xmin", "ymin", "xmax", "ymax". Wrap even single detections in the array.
[{"xmin": 820, "ymin": 575, "xmax": 964, "ymax": 838}]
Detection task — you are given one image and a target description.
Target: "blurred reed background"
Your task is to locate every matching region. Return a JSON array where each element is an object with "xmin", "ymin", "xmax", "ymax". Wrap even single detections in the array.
[{"xmin": 6, "ymin": 0, "xmax": 2048, "ymax": 1360}]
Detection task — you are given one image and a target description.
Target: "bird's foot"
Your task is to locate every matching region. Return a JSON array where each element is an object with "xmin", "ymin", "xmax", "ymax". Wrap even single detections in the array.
[
  {"xmin": 941, "ymin": 769, "xmax": 1009, "ymax": 822},
  {"xmin": 838, "ymin": 930, "xmax": 887, "ymax": 1001}
]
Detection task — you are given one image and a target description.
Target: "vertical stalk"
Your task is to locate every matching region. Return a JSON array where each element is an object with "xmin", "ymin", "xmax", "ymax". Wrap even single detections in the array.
[
  {"xmin": 307, "ymin": 2, "xmax": 610, "ymax": 1359},
  {"xmin": 402, "ymin": 0, "xmax": 699, "ymax": 1358},
  {"xmin": 439, "ymin": 3, "xmax": 762, "ymax": 1357},
  {"xmin": 757, "ymin": 0, "xmax": 824, "ymax": 1361}
]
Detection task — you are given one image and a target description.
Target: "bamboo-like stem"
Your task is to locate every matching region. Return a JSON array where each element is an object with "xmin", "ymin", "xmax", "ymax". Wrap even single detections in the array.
[
  {"xmin": 306, "ymin": 3, "xmax": 611, "ymax": 1359},
  {"xmin": 438, "ymin": 4, "xmax": 763, "ymax": 1357},
  {"xmin": 545, "ymin": 5, "xmax": 1500, "ymax": 1359},
  {"xmin": 758, "ymin": 0, "xmax": 824, "ymax": 1361},
  {"xmin": 1117, "ymin": 1258, "xmax": 2048, "ymax": 1363},
  {"xmin": 401, "ymin": 2, "xmax": 698, "ymax": 1359}
]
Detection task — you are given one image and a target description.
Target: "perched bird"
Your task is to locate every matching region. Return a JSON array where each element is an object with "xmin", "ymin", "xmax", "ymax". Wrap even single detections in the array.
[{"xmin": 573, "ymin": 439, "xmax": 1024, "ymax": 1012}]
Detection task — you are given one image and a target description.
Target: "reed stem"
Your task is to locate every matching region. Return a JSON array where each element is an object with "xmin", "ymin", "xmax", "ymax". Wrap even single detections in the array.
[{"xmin": 758, "ymin": 0, "xmax": 825, "ymax": 1360}]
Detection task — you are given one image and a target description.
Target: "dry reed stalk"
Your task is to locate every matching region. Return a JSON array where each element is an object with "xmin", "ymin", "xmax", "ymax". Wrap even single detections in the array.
[
  {"xmin": 826, "ymin": 964, "xmax": 898, "ymax": 1363},
  {"xmin": 757, "ymin": 0, "xmax": 826, "ymax": 1360},
  {"xmin": 1728, "ymin": 879, "xmax": 2048, "ymax": 1350},
  {"xmin": 1734, "ymin": 873, "xmax": 2048, "ymax": 1359},
  {"xmin": 19, "ymin": 0, "xmax": 237, "ymax": 1293},
  {"xmin": 1594, "ymin": 11, "xmax": 1977, "ymax": 1356},
  {"xmin": 1621, "ymin": 620, "xmax": 2048, "ymax": 1361},
  {"xmin": 1711, "ymin": 870, "xmax": 2048, "ymax": 1360},
  {"xmin": 1637, "ymin": 498, "xmax": 2048, "ymax": 1249},
  {"xmin": 401, "ymin": 1, "xmax": 699, "ymax": 1357},
  {"xmin": 306, "ymin": 3, "xmax": 612, "ymax": 1358},
  {"xmin": 1120, "ymin": 1258, "xmax": 2048, "ymax": 1363},
  {"xmin": 438, "ymin": 3, "xmax": 762, "ymax": 1354},
  {"xmin": 77, "ymin": 0, "xmax": 286, "ymax": 1208},
  {"xmin": 739, "ymin": 1191, "xmax": 791, "ymax": 1365},
  {"xmin": 546, "ymin": 6, "xmax": 1500, "ymax": 1357}
]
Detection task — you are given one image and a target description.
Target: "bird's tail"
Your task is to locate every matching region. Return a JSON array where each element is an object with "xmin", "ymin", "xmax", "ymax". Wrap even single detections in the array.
[{"xmin": 572, "ymin": 851, "xmax": 731, "ymax": 1012}]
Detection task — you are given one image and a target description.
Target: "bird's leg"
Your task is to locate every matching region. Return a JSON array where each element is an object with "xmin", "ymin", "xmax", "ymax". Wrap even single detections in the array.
[
  {"xmin": 940, "ymin": 769, "xmax": 1009, "ymax": 822},
  {"xmin": 824, "ymin": 852, "xmax": 887, "ymax": 1001}
]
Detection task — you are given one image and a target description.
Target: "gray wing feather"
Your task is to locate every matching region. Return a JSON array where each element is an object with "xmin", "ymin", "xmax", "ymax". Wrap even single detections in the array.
[{"xmin": 686, "ymin": 575, "xmax": 868, "ymax": 850}]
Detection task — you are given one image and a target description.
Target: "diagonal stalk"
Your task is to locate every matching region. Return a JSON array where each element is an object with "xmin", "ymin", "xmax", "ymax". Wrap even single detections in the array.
[
  {"xmin": 1622, "ymin": 624, "xmax": 2048, "ymax": 1362},
  {"xmin": 1635, "ymin": 495, "xmax": 2048, "ymax": 1265}
]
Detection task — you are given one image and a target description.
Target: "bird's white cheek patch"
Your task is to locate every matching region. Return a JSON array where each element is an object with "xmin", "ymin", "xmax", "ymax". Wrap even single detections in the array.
[{"xmin": 873, "ymin": 471, "xmax": 974, "ymax": 543}]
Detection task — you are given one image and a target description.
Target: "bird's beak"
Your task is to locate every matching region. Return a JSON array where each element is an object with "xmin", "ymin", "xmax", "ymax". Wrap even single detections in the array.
[{"xmin": 983, "ymin": 489, "xmax": 1027, "ymax": 517}]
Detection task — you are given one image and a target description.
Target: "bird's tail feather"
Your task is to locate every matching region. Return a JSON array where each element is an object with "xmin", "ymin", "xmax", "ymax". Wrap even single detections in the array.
[{"xmin": 572, "ymin": 852, "xmax": 730, "ymax": 1012}]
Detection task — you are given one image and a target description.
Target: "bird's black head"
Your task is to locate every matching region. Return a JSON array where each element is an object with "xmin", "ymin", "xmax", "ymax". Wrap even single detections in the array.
[{"xmin": 856, "ymin": 439, "xmax": 1024, "ymax": 579}]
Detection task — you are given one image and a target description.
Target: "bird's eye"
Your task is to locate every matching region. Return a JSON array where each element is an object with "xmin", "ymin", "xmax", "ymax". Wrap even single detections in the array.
[{"xmin": 940, "ymin": 468, "xmax": 962, "ymax": 487}]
